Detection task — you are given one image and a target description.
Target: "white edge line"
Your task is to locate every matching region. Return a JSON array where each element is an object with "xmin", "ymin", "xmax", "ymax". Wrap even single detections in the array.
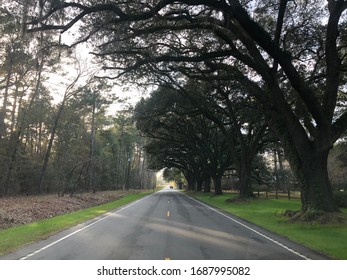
[
  {"xmin": 20, "ymin": 192, "xmax": 156, "ymax": 260},
  {"xmin": 183, "ymin": 193, "xmax": 311, "ymax": 260}
]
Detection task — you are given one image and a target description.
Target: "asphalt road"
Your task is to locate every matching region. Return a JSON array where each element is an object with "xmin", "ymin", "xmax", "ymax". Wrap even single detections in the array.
[{"xmin": 2, "ymin": 189, "xmax": 327, "ymax": 260}]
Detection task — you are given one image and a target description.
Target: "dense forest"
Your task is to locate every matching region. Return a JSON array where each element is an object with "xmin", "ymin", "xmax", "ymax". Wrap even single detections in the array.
[
  {"xmin": 0, "ymin": 1, "xmax": 156, "ymax": 196},
  {"xmin": 1, "ymin": 1, "xmax": 347, "ymax": 218}
]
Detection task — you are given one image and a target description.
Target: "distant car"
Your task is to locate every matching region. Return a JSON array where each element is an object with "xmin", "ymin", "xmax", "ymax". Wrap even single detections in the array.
[{"xmin": 169, "ymin": 186, "xmax": 173, "ymax": 189}]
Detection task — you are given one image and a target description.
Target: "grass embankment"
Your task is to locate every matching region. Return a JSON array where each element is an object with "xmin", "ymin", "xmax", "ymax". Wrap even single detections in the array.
[
  {"xmin": 189, "ymin": 192, "xmax": 347, "ymax": 260},
  {"xmin": 0, "ymin": 192, "xmax": 152, "ymax": 256}
]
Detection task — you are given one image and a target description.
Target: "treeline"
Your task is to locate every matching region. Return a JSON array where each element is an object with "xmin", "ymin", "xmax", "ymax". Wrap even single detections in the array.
[
  {"xmin": 135, "ymin": 82, "xmax": 347, "ymax": 198},
  {"xmin": 0, "ymin": 2, "xmax": 155, "ymax": 196}
]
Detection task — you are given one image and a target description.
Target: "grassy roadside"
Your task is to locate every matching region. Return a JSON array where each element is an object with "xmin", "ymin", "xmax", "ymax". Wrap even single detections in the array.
[
  {"xmin": 0, "ymin": 191, "xmax": 153, "ymax": 257},
  {"xmin": 189, "ymin": 192, "xmax": 347, "ymax": 260}
]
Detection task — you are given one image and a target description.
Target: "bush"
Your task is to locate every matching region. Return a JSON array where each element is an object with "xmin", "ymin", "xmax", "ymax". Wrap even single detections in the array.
[{"xmin": 334, "ymin": 191, "xmax": 347, "ymax": 208}]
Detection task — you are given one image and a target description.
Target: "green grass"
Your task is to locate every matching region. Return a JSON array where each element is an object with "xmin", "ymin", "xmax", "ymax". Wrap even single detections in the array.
[
  {"xmin": 0, "ymin": 191, "xmax": 152, "ymax": 256},
  {"xmin": 189, "ymin": 192, "xmax": 347, "ymax": 260}
]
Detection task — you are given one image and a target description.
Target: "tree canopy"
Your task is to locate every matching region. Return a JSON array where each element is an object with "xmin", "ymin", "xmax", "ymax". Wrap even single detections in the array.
[{"xmin": 3, "ymin": 0, "xmax": 347, "ymax": 216}]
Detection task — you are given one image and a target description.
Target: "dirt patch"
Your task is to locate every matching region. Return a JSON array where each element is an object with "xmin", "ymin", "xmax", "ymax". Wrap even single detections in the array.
[{"xmin": 0, "ymin": 190, "xmax": 142, "ymax": 230}]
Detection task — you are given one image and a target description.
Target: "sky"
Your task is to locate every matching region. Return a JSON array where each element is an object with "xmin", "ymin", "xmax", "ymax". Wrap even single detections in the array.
[{"xmin": 43, "ymin": 30, "xmax": 147, "ymax": 114}]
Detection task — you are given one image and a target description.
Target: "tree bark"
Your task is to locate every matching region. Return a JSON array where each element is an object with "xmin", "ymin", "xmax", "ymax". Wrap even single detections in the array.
[
  {"xmin": 239, "ymin": 159, "xmax": 253, "ymax": 198},
  {"xmin": 203, "ymin": 174, "xmax": 211, "ymax": 193},
  {"xmin": 297, "ymin": 146, "xmax": 337, "ymax": 213},
  {"xmin": 213, "ymin": 175, "xmax": 223, "ymax": 195},
  {"xmin": 0, "ymin": 55, "xmax": 13, "ymax": 140},
  {"xmin": 124, "ymin": 151, "xmax": 131, "ymax": 190},
  {"xmin": 89, "ymin": 92, "xmax": 96, "ymax": 191},
  {"xmin": 275, "ymin": 120, "xmax": 338, "ymax": 213},
  {"xmin": 274, "ymin": 149, "xmax": 279, "ymax": 199},
  {"xmin": 38, "ymin": 100, "xmax": 65, "ymax": 193},
  {"xmin": 186, "ymin": 174, "xmax": 196, "ymax": 191},
  {"xmin": 196, "ymin": 175, "xmax": 203, "ymax": 192}
]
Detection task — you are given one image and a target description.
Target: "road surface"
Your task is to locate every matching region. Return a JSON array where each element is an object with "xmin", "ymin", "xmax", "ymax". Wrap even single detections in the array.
[{"xmin": 1, "ymin": 189, "xmax": 327, "ymax": 260}]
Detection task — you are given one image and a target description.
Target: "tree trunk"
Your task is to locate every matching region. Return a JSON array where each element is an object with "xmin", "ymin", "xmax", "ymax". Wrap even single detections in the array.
[
  {"xmin": 38, "ymin": 101, "xmax": 65, "ymax": 193},
  {"xmin": 0, "ymin": 53, "xmax": 13, "ymax": 140},
  {"xmin": 89, "ymin": 93, "xmax": 96, "ymax": 191},
  {"xmin": 203, "ymin": 174, "xmax": 211, "ymax": 193},
  {"xmin": 124, "ymin": 151, "xmax": 132, "ymax": 190},
  {"xmin": 186, "ymin": 174, "xmax": 196, "ymax": 191},
  {"xmin": 196, "ymin": 176, "xmax": 203, "ymax": 192},
  {"xmin": 298, "ymin": 147, "xmax": 337, "ymax": 213},
  {"xmin": 139, "ymin": 156, "xmax": 145, "ymax": 189},
  {"xmin": 267, "ymin": 99, "xmax": 338, "ymax": 214},
  {"xmin": 213, "ymin": 175, "xmax": 223, "ymax": 195},
  {"xmin": 277, "ymin": 125, "xmax": 338, "ymax": 213},
  {"xmin": 274, "ymin": 150, "xmax": 279, "ymax": 199},
  {"xmin": 239, "ymin": 159, "xmax": 253, "ymax": 198},
  {"xmin": 10, "ymin": 79, "xmax": 20, "ymax": 135},
  {"xmin": 277, "ymin": 148, "xmax": 285, "ymax": 192}
]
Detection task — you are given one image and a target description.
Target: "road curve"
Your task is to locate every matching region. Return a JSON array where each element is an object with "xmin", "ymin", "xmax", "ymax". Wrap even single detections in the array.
[{"xmin": 1, "ymin": 189, "xmax": 327, "ymax": 260}]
